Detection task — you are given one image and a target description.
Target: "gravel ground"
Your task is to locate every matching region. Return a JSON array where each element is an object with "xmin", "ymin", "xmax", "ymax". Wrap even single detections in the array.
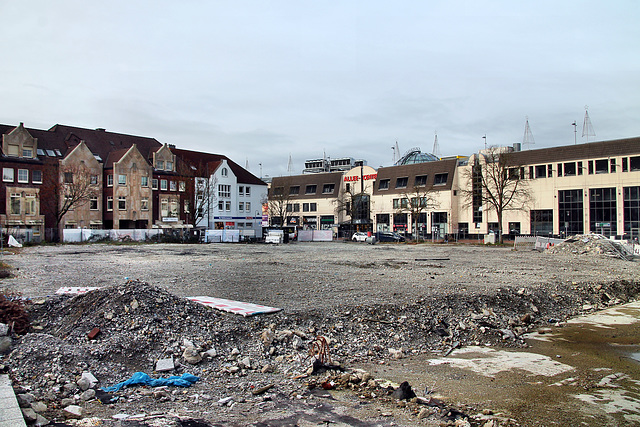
[{"xmin": 1, "ymin": 241, "xmax": 640, "ymax": 427}]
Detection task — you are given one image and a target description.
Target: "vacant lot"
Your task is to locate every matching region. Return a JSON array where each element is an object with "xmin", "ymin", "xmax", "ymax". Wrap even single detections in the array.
[
  {"xmin": 5, "ymin": 241, "xmax": 639, "ymax": 308},
  {"xmin": 3, "ymin": 242, "xmax": 640, "ymax": 426}
]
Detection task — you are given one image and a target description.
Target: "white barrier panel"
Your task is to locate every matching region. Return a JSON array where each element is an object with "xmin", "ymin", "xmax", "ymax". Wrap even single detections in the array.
[
  {"xmin": 223, "ymin": 230, "xmax": 240, "ymax": 243},
  {"xmin": 298, "ymin": 230, "xmax": 313, "ymax": 242},
  {"xmin": 312, "ymin": 230, "xmax": 333, "ymax": 241},
  {"xmin": 63, "ymin": 229, "xmax": 163, "ymax": 242}
]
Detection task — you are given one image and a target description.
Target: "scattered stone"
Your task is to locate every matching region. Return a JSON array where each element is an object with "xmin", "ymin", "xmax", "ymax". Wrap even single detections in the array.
[
  {"xmin": 252, "ymin": 384, "xmax": 275, "ymax": 395},
  {"xmin": 156, "ymin": 356, "xmax": 175, "ymax": 372},
  {"xmin": 0, "ymin": 336, "xmax": 11, "ymax": 354},
  {"xmin": 182, "ymin": 345, "xmax": 202, "ymax": 365},
  {"xmin": 31, "ymin": 401, "xmax": 47, "ymax": 413},
  {"xmin": 34, "ymin": 414, "xmax": 49, "ymax": 426},
  {"xmin": 16, "ymin": 393, "xmax": 34, "ymax": 407},
  {"xmin": 81, "ymin": 389, "xmax": 96, "ymax": 401},
  {"xmin": 87, "ymin": 327, "xmax": 101, "ymax": 340},
  {"xmin": 21, "ymin": 407, "xmax": 38, "ymax": 423},
  {"xmin": 63, "ymin": 405, "xmax": 83, "ymax": 419},
  {"xmin": 0, "ymin": 323, "xmax": 8, "ymax": 336}
]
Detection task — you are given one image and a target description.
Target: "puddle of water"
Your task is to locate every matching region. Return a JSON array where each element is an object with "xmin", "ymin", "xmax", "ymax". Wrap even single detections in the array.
[
  {"xmin": 427, "ymin": 346, "xmax": 574, "ymax": 377},
  {"xmin": 358, "ymin": 301, "xmax": 640, "ymax": 426}
]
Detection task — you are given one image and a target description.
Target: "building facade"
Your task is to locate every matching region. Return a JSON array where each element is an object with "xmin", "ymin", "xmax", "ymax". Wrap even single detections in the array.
[
  {"xmin": 269, "ymin": 137, "xmax": 640, "ymax": 241},
  {"xmin": 0, "ymin": 122, "xmax": 266, "ymax": 241}
]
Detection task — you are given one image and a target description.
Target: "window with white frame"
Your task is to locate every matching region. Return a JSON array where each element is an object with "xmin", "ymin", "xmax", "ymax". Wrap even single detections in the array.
[
  {"xmin": 118, "ymin": 196, "xmax": 126, "ymax": 210},
  {"xmin": 218, "ymin": 201, "xmax": 224, "ymax": 211},
  {"xmin": 245, "ymin": 186, "xmax": 251, "ymax": 196},
  {"xmin": 239, "ymin": 202, "xmax": 244, "ymax": 211},
  {"xmin": 107, "ymin": 175, "xmax": 113, "ymax": 186},
  {"xmin": 17, "ymin": 169, "xmax": 28, "ymax": 183},
  {"xmin": 239, "ymin": 186, "xmax": 244, "ymax": 196},
  {"xmin": 170, "ymin": 200, "xmax": 178, "ymax": 216},
  {"xmin": 107, "ymin": 197, "xmax": 113, "ymax": 211},
  {"xmin": 161, "ymin": 199, "xmax": 168, "ymax": 217},
  {"xmin": 22, "ymin": 147, "xmax": 33, "ymax": 158},
  {"xmin": 2, "ymin": 168, "xmax": 13, "ymax": 182},
  {"xmin": 32, "ymin": 170, "xmax": 42, "ymax": 184},
  {"xmin": 218, "ymin": 184, "xmax": 231, "ymax": 198},
  {"xmin": 225, "ymin": 201, "xmax": 231, "ymax": 211},
  {"xmin": 118, "ymin": 174, "xmax": 127, "ymax": 185},
  {"xmin": 221, "ymin": 167, "xmax": 228, "ymax": 177},
  {"xmin": 24, "ymin": 194, "xmax": 36, "ymax": 215},
  {"xmin": 170, "ymin": 181, "xmax": 177, "ymax": 191},
  {"xmin": 179, "ymin": 181, "xmax": 185, "ymax": 192},
  {"xmin": 141, "ymin": 198, "xmax": 149, "ymax": 210},
  {"xmin": 152, "ymin": 179, "xmax": 158, "ymax": 190},
  {"xmin": 90, "ymin": 197, "xmax": 98, "ymax": 210},
  {"xmin": 166, "ymin": 161, "xmax": 173, "ymax": 171},
  {"xmin": 10, "ymin": 194, "xmax": 20, "ymax": 215},
  {"xmin": 141, "ymin": 176, "xmax": 148, "ymax": 187},
  {"xmin": 160, "ymin": 179, "xmax": 168, "ymax": 190},
  {"xmin": 246, "ymin": 202, "xmax": 251, "ymax": 212},
  {"xmin": 157, "ymin": 160, "xmax": 164, "ymax": 170}
]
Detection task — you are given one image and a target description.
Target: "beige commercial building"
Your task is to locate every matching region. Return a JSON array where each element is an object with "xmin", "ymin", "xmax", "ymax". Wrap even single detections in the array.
[{"xmin": 270, "ymin": 137, "xmax": 640, "ymax": 240}]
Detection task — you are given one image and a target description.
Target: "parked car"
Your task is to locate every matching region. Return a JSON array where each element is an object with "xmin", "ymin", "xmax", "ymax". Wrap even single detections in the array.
[
  {"xmin": 352, "ymin": 232, "xmax": 368, "ymax": 242},
  {"xmin": 374, "ymin": 231, "xmax": 406, "ymax": 242}
]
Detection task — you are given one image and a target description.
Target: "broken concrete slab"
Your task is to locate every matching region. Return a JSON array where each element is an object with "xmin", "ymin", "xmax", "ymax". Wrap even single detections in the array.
[{"xmin": 155, "ymin": 357, "xmax": 175, "ymax": 372}]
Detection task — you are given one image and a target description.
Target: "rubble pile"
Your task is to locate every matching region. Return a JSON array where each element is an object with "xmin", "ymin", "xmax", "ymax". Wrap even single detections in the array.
[
  {"xmin": 2, "ymin": 278, "xmax": 639, "ymax": 426},
  {"xmin": 547, "ymin": 234, "xmax": 636, "ymax": 260}
]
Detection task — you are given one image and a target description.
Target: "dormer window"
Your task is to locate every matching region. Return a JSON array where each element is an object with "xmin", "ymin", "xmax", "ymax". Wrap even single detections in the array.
[
  {"xmin": 23, "ymin": 148, "xmax": 33, "ymax": 158},
  {"xmin": 157, "ymin": 160, "xmax": 164, "ymax": 170},
  {"xmin": 221, "ymin": 168, "xmax": 228, "ymax": 177},
  {"xmin": 166, "ymin": 161, "xmax": 173, "ymax": 171}
]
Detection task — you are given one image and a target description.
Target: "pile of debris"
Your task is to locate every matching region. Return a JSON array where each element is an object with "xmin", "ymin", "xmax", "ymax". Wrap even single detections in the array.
[
  {"xmin": 3, "ymin": 277, "xmax": 638, "ymax": 425},
  {"xmin": 546, "ymin": 234, "xmax": 636, "ymax": 261}
]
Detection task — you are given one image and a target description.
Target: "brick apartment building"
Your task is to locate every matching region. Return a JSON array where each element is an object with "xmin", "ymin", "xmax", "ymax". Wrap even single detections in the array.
[{"xmin": 0, "ymin": 122, "xmax": 267, "ymax": 241}]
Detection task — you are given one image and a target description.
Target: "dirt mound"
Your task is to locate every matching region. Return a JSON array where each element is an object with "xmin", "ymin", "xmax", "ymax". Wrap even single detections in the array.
[
  {"xmin": 8, "ymin": 280, "xmax": 251, "ymax": 386},
  {"xmin": 546, "ymin": 234, "xmax": 635, "ymax": 261}
]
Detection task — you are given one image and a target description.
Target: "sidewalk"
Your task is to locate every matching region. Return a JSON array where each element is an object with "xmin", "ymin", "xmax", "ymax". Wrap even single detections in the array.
[{"xmin": 0, "ymin": 374, "xmax": 26, "ymax": 427}]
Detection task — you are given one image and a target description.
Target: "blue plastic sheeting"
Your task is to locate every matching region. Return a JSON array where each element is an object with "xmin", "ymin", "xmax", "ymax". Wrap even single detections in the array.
[{"xmin": 101, "ymin": 372, "xmax": 199, "ymax": 392}]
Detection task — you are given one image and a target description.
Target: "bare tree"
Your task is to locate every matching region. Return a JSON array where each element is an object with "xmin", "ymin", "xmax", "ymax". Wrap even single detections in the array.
[
  {"xmin": 267, "ymin": 177, "xmax": 295, "ymax": 228},
  {"xmin": 395, "ymin": 184, "xmax": 439, "ymax": 241},
  {"xmin": 334, "ymin": 184, "xmax": 371, "ymax": 235},
  {"xmin": 41, "ymin": 162, "xmax": 99, "ymax": 241},
  {"xmin": 459, "ymin": 146, "xmax": 531, "ymax": 244}
]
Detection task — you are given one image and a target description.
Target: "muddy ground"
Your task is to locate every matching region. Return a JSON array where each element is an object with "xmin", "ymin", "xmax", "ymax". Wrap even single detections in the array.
[{"xmin": 2, "ymin": 241, "xmax": 640, "ymax": 426}]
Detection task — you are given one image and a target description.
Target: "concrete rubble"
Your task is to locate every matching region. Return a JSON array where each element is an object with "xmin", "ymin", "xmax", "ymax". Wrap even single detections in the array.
[
  {"xmin": 1, "ymin": 277, "xmax": 639, "ymax": 426},
  {"xmin": 546, "ymin": 233, "xmax": 636, "ymax": 260}
]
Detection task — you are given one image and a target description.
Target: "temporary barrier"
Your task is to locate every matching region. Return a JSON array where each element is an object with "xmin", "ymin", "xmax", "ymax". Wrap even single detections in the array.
[
  {"xmin": 63, "ymin": 229, "xmax": 164, "ymax": 242},
  {"xmin": 298, "ymin": 229, "xmax": 333, "ymax": 242},
  {"xmin": 513, "ymin": 235, "xmax": 537, "ymax": 251}
]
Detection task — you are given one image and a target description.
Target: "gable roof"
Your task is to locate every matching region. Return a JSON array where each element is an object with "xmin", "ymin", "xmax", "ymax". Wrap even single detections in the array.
[
  {"xmin": 171, "ymin": 148, "xmax": 266, "ymax": 186},
  {"xmin": 47, "ymin": 124, "xmax": 162, "ymax": 163}
]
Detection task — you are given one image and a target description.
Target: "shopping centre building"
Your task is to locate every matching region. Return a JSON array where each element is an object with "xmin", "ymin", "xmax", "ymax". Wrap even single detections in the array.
[{"xmin": 269, "ymin": 137, "xmax": 640, "ymax": 240}]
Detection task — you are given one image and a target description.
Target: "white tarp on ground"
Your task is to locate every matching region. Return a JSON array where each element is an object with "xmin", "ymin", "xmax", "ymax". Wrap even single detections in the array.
[
  {"xmin": 187, "ymin": 296, "xmax": 282, "ymax": 317},
  {"xmin": 8, "ymin": 235, "xmax": 22, "ymax": 247},
  {"xmin": 55, "ymin": 286, "xmax": 282, "ymax": 317},
  {"xmin": 56, "ymin": 287, "xmax": 102, "ymax": 295}
]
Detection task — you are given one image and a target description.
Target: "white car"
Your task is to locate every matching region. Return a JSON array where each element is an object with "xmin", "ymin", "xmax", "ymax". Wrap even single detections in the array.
[{"xmin": 352, "ymin": 232, "xmax": 368, "ymax": 242}]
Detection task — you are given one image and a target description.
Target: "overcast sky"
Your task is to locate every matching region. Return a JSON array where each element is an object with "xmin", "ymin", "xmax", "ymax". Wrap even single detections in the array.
[{"xmin": 1, "ymin": 1, "xmax": 639, "ymax": 178}]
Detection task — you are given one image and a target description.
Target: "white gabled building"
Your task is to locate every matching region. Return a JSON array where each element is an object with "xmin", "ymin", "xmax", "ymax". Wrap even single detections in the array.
[{"xmin": 172, "ymin": 148, "xmax": 268, "ymax": 234}]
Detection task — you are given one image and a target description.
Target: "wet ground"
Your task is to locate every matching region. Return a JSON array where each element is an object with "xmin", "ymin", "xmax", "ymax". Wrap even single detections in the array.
[{"xmin": 359, "ymin": 302, "xmax": 640, "ymax": 427}]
